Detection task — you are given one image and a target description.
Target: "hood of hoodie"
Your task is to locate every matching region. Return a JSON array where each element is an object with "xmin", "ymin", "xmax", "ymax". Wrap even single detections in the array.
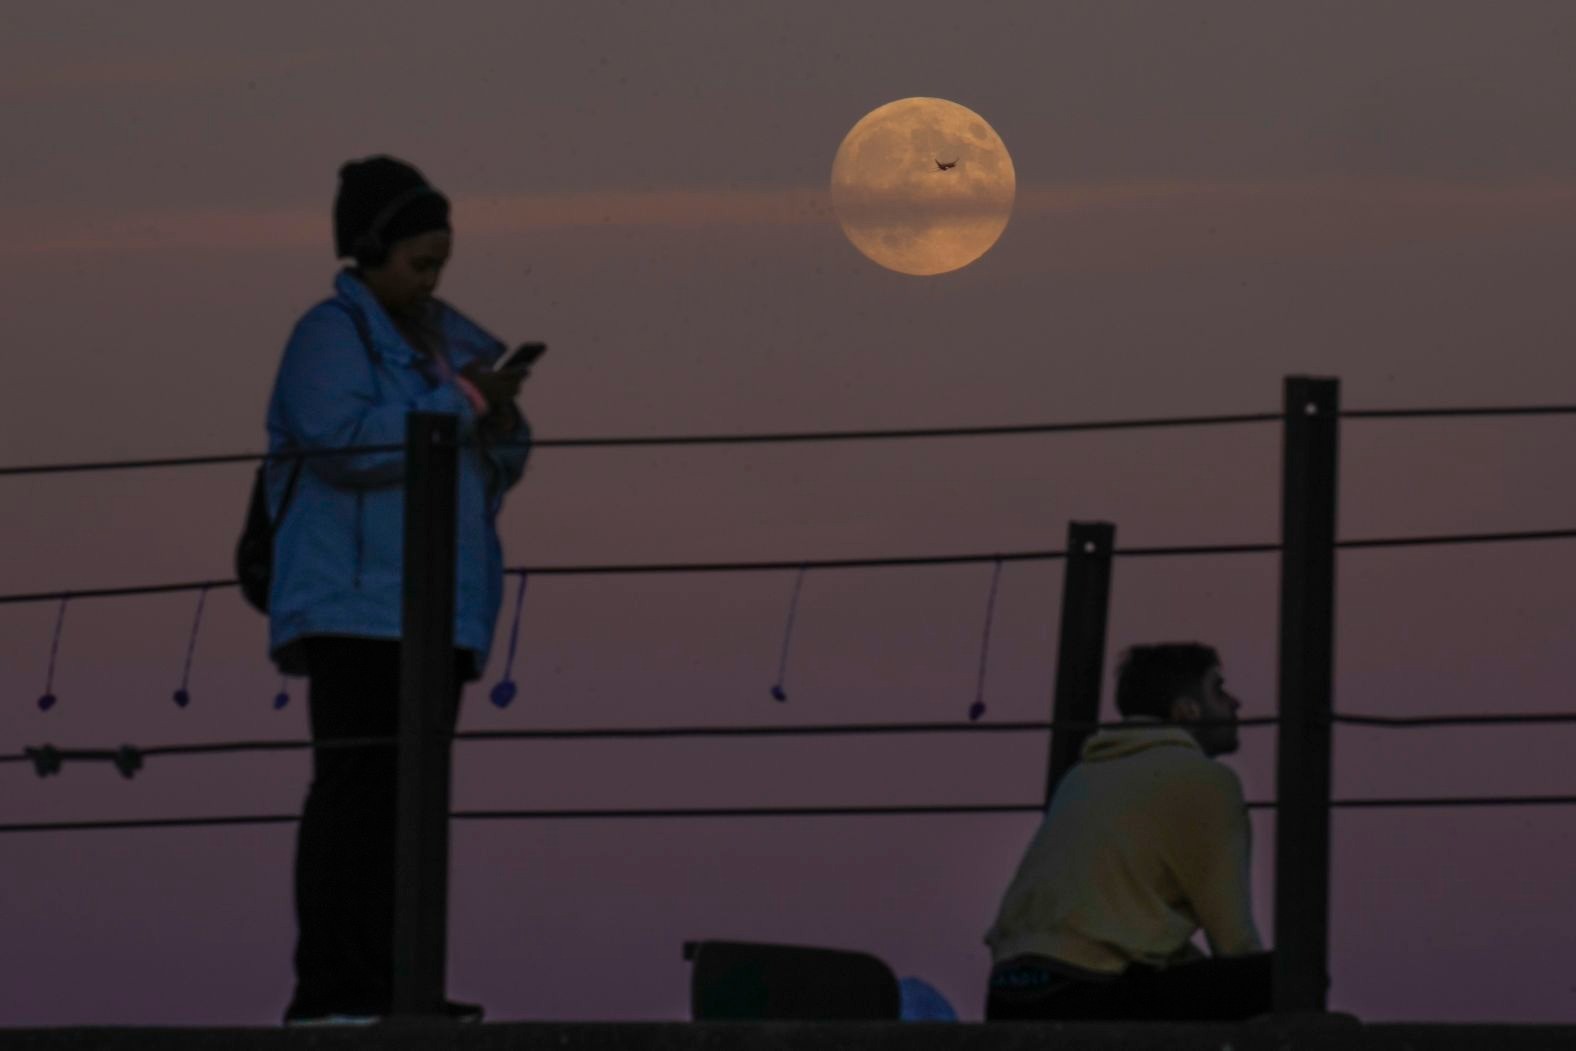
[{"xmin": 1080, "ymin": 720, "xmax": 1202, "ymax": 763}]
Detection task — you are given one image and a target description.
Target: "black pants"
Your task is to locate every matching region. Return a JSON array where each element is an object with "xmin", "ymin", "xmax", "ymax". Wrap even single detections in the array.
[
  {"xmin": 985, "ymin": 952, "xmax": 1274, "ymax": 1022},
  {"xmin": 287, "ymin": 637, "xmax": 465, "ymax": 1019}
]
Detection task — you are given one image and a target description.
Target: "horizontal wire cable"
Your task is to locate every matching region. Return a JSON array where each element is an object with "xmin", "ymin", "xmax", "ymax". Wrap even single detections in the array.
[
  {"xmin": 0, "ymin": 806, "xmax": 1039, "ymax": 834},
  {"xmin": 462, "ymin": 721, "xmax": 1065, "ymax": 743},
  {"xmin": 1342, "ymin": 405, "xmax": 1576, "ymax": 420},
  {"xmin": 7, "ymin": 792, "xmax": 1576, "ymax": 835},
  {"xmin": 503, "ymin": 549, "xmax": 1069, "ymax": 577},
  {"xmin": 0, "ymin": 412, "xmax": 1282, "ymax": 479},
  {"xmin": 0, "ymin": 549, "xmax": 1068, "ymax": 606},
  {"xmin": 517, "ymin": 413, "xmax": 1281, "ymax": 449},
  {"xmin": 8, "ymin": 402, "xmax": 1576, "ymax": 480},
  {"xmin": 0, "ymin": 445, "xmax": 406, "ymax": 478},
  {"xmin": 0, "ymin": 735, "xmax": 386, "ymax": 766},
  {"xmin": 19, "ymin": 711, "xmax": 1573, "ymax": 776},
  {"xmin": 457, "ymin": 715, "xmax": 1282, "ymax": 743},
  {"xmin": 1113, "ymin": 542, "xmax": 1279, "ymax": 558},
  {"xmin": 0, "ymin": 549, "xmax": 1072, "ymax": 605},
  {"xmin": 0, "ymin": 814, "xmax": 301, "ymax": 833},
  {"xmin": 0, "ymin": 717, "xmax": 1284, "ymax": 770},
  {"xmin": 456, "ymin": 803, "xmax": 1048, "ymax": 821},
  {"xmin": 20, "ymin": 710, "xmax": 1576, "ymax": 774},
  {"xmin": 1334, "ymin": 712, "xmax": 1576, "ymax": 728},
  {"xmin": 1336, "ymin": 528, "xmax": 1576, "ymax": 550},
  {"xmin": 11, "ymin": 521, "xmax": 1576, "ymax": 607},
  {"xmin": 0, "ymin": 579, "xmax": 241, "ymax": 606},
  {"xmin": 1324, "ymin": 795, "xmax": 1576, "ymax": 809},
  {"xmin": 463, "ymin": 796, "xmax": 1576, "ymax": 816}
]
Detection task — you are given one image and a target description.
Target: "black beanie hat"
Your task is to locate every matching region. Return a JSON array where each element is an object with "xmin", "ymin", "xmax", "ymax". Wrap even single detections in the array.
[{"xmin": 333, "ymin": 156, "xmax": 451, "ymax": 261}]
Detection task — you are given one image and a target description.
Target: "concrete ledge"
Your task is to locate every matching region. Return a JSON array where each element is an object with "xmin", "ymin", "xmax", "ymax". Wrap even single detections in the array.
[{"xmin": 1, "ymin": 1019, "xmax": 1573, "ymax": 1051}]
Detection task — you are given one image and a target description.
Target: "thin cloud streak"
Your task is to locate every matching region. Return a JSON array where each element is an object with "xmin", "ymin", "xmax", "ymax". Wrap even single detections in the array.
[
  {"xmin": 3, "ymin": 178, "xmax": 1574, "ymax": 260},
  {"xmin": 1015, "ymin": 177, "xmax": 1576, "ymax": 273},
  {"xmin": 0, "ymin": 47, "xmax": 350, "ymax": 97}
]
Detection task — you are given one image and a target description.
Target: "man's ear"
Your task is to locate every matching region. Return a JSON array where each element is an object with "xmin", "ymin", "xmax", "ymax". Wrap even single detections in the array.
[{"xmin": 1171, "ymin": 696, "xmax": 1200, "ymax": 722}]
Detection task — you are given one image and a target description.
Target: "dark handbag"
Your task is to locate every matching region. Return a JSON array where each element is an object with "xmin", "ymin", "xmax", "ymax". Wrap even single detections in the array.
[
  {"xmin": 235, "ymin": 458, "xmax": 302, "ymax": 613},
  {"xmin": 236, "ymin": 301, "xmax": 375, "ymax": 614}
]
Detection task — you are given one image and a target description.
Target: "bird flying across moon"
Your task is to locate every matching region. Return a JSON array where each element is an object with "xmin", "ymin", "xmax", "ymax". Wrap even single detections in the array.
[{"xmin": 935, "ymin": 158, "xmax": 958, "ymax": 171}]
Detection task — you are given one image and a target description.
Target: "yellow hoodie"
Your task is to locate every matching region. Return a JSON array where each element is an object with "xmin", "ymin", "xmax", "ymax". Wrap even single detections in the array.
[{"xmin": 984, "ymin": 721, "xmax": 1262, "ymax": 974}]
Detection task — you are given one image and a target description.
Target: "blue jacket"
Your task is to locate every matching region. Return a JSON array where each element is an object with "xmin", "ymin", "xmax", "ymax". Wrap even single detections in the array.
[{"xmin": 264, "ymin": 270, "xmax": 531, "ymax": 677}]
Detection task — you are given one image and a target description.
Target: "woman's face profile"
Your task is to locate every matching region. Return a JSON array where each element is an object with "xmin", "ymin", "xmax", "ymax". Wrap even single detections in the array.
[{"xmin": 362, "ymin": 230, "xmax": 452, "ymax": 320}]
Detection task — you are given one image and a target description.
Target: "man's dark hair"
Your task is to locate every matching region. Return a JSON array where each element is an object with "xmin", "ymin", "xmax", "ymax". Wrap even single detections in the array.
[{"xmin": 1114, "ymin": 643, "xmax": 1221, "ymax": 719}]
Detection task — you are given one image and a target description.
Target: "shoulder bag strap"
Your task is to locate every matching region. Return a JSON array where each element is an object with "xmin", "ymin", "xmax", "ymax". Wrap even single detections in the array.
[{"xmin": 272, "ymin": 299, "xmax": 377, "ymax": 527}]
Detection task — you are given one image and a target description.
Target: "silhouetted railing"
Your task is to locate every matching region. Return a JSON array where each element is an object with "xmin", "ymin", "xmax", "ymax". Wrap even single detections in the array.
[{"xmin": 5, "ymin": 377, "xmax": 1576, "ymax": 1019}]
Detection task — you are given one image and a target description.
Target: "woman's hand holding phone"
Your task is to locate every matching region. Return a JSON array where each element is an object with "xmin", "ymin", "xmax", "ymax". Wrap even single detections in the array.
[
  {"xmin": 461, "ymin": 360, "xmax": 525, "ymax": 406},
  {"xmin": 463, "ymin": 343, "xmax": 543, "ymax": 440}
]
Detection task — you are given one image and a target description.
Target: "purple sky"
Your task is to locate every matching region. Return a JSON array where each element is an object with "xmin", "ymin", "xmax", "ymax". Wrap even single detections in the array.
[{"xmin": 4, "ymin": 0, "xmax": 1576, "ymax": 1026}]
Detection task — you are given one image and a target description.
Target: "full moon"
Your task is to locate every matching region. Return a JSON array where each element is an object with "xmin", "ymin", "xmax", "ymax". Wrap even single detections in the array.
[{"xmin": 830, "ymin": 97, "xmax": 1016, "ymax": 276}]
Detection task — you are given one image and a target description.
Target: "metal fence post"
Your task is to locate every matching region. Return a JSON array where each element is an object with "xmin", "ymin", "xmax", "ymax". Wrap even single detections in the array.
[
  {"xmin": 1046, "ymin": 521, "xmax": 1116, "ymax": 803},
  {"xmin": 393, "ymin": 412, "xmax": 459, "ymax": 1017},
  {"xmin": 1273, "ymin": 376, "xmax": 1340, "ymax": 1014}
]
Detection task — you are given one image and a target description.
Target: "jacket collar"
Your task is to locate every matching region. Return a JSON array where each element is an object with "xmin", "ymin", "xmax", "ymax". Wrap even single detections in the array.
[
  {"xmin": 332, "ymin": 268, "xmax": 506, "ymax": 370},
  {"xmin": 334, "ymin": 268, "xmax": 426, "ymax": 367}
]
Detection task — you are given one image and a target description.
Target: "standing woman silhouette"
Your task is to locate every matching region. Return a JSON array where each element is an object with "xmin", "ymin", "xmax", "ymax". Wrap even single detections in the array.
[{"xmin": 263, "ymin": 156, "xmax": 533, "ymax": 1025}]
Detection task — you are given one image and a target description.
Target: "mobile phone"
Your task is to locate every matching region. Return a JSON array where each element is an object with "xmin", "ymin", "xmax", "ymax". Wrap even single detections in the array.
[{"xmin": 498, "ymin": 341, "xmax": 547, "ymax": 371}]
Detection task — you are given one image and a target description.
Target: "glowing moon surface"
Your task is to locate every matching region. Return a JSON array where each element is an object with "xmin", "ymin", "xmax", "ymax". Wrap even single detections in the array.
[{"xmin": 830, "ymin": 97, "xmax": 1016, "ymax": 276}]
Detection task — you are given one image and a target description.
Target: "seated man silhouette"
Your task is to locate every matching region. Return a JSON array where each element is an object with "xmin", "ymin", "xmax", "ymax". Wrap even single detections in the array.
[{"xmin": 983, "ymin": 643, "xmax": 1272, "ymax": 1021}]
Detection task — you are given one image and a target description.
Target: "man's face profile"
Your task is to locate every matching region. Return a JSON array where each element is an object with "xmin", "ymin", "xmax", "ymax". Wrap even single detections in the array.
[{"xmin": 1173, "ymin": 664, "xmax": 1241, "ymax": 757}]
